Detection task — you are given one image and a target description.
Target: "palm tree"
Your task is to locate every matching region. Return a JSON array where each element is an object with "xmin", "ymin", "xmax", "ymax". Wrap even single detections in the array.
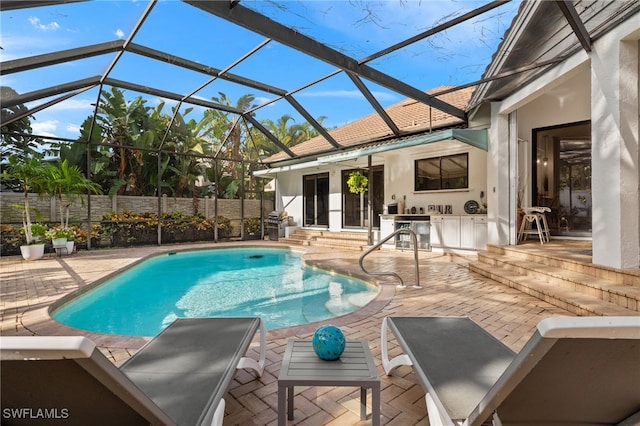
[
  {"xmin": 46, "ymin": 159, "xmax": 103, "ymax": 229},
  {"xmin": 210, "ymin": 93, "xmax": 256, "ymax": 180},
  {"xmin": 250, "ymin": 114, "xmax": 329, "ymax": 160}
]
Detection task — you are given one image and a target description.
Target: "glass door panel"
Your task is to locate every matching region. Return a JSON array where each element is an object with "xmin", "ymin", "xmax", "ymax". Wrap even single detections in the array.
[
  {"xmin": 304, "ymin": 173, "xmax": 329, "ymax": 227},
  {"xmin": 342, "ymin": 167, "xmax": 384, "ymax": 229}
]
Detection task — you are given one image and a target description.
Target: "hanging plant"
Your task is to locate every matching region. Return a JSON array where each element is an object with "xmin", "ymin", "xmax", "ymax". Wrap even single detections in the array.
[{"xmin": 347, "ymin": 171, "xmax": 368, "ymax": 194}]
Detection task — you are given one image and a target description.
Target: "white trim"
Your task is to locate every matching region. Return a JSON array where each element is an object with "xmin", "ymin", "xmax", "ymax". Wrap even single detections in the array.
[
  {"xmin": 0, "ymin": 336, "xmax": 95, "ymax": 360},
  {"xmin": 537, "ymin": 316, "xmax": 640, "ymax": 339}
]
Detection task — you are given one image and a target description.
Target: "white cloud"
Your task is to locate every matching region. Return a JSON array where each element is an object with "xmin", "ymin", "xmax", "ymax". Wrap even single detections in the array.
[
  {"xmin": 254, "ymin": 96, "xmax": 276, "ymax": 106},
  {"xmin": 0, "ymin": 34, "xmax": 69, "ymax": 59},
  {"xmin": 66, "ymin": 123, "xmax": 81, "ymax": 134},
  {"xmin": 31, "ymin": 119, "xmax": 59, "ymax": 136},
  {"xmin": 115, "ymin": 28, "xmax": 125, "ymax": 39},
  {"xmin": 28, "ymin": 16, "xmax": 60, "ymax": 31}
]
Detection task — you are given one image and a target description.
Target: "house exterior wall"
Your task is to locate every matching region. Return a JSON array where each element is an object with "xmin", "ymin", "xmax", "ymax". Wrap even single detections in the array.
[
  {"xmin": 590, "ymin": 26, "xmax": 640, "ymax": 269},
  {"xmin": 273, "ymin": 141, "xmax": 488, "ymax": 232},
  {"xmin": 484, "ymin": 10, "xmax": 640, "ymax": 269},
  {"xmin": 382, "ymin": 141, "xmax": 487, "ymax": 216},
  {"xmin": 275, "ymin": 169, "xmax": 305, "ymax": 227}
]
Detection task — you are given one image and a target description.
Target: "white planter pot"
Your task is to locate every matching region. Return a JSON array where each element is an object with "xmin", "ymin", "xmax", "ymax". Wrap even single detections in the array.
[
  {"xmin": 52, "ymin": 237, "xmax": 68, "ymax": 247},
  {"xmin": 20, "ymin": 244, "xmax": 45, "ymax": 261},
  {"xmin": 65, "ymin": 240, "xmax": 75, "ymax": 254}
]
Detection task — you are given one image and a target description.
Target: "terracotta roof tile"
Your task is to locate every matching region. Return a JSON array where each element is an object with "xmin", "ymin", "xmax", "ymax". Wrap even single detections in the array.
[{"xmin": 265, "ymin": 86, "xmax": 473, "ymax": 163}]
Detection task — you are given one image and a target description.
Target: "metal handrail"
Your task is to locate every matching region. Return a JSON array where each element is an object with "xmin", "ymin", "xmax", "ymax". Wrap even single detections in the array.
[{"xmin": 358, "ymin": 228, "xmax": 422, "ymax": 289}]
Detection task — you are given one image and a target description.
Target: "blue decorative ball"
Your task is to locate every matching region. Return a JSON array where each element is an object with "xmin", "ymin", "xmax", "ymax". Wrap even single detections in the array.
[{"xmin": 312, "ymin": 325, "xmax": 346, "ymax": 360}]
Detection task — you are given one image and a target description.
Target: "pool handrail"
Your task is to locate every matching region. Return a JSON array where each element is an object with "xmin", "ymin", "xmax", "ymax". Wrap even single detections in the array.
[{"xmin": 359, "ymin": 228, "xmax": 421, "ymax": 289}]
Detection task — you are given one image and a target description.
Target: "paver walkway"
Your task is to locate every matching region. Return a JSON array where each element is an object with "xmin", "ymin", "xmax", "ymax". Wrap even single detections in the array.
[{"xmin": 1, "ymin": 241, "xmax": 573, "ymax": 425}]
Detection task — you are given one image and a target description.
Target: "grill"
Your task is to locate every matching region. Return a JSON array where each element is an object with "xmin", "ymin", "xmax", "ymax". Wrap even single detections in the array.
[{"xmin": 264, "ymin": 211, "xmax": 287, "ymax": 240}]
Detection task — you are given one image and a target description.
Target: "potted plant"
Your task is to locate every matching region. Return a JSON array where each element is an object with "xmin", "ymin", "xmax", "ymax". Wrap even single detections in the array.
[
  {"xmin": 347, "ymin": 170, "xmax": 368, "ymax": 194},
  {"xmin": 45, "ymin": 159, "xmax": 102, "ymax": 251},
  {"xmin": 1, "ymin": 155, "xmax": 48, "ymax": 260},
  {"xmin": 46, "ymin": 226, "xmax": 74, "ymax": 247},
  {"xmin": 30, "ymin": 223, "xmax": 48, "ymax": 243}
]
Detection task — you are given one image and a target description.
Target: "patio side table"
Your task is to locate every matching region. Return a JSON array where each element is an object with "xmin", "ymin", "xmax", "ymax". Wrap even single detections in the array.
[{"xmin": 277, "ymin": 339, "xmax": 380, "ymax": 426}]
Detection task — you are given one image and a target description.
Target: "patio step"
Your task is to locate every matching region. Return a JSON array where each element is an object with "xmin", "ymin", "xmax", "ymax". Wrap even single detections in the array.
[
  {"xmin": 469, "ymin": 244, "xmax": 640, "ymax": 316},
  {"xmin": 280, "ymin": 229, "xmax": 370, "ymax": 251}
]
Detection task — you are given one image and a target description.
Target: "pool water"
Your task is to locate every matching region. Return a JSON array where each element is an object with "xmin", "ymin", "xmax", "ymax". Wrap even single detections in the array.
[{"xmin": 52, "ymin": 247, "xmax": 378, "ymax": 336}]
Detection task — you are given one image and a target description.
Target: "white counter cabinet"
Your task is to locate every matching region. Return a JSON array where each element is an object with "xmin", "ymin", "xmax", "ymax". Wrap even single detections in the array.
[
  {"xmin": 380, "ymin": 216, "xmax": 396, "ymax": 248},
  {"xmin": 460, "ymin": 216, "xmax": 488, "ymax": 250},
  {"xmin": 380, "ymin": 215, "xmax": 486, "ymax": 251},
  {"xmin": 431, "ymin": 215, "xmax": 487, "ymax": 251}
]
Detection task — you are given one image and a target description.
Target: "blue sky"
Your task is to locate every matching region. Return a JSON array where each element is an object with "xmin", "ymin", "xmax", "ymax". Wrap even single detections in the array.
[{"xmin": 0, "ymin": 1, "xmax": 520, "ymax": 141}]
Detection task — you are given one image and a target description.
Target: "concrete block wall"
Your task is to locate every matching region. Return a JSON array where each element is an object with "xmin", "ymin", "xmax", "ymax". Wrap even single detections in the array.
[{"xmin": 0, "ymin": 192, "xmax": 273, "ymax": 225}]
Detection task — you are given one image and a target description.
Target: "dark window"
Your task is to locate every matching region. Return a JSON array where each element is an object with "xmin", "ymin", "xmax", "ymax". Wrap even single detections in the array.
[{"xmin": 415, "ymin": 153, "xmax": 468, "ymax": 191}]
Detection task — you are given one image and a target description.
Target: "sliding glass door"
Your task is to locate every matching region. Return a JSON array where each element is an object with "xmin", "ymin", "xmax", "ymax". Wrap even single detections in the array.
[
  {"xmin": 533, "ymin": 121, "xmax": 591, "ymax": 237},
  {"xmin": 342, "ymin": 167, "xmax": 384, "ymax": 229},
  {"xmin": 303, "ymin": 173, "xmax": 329, "ymax": 227}
]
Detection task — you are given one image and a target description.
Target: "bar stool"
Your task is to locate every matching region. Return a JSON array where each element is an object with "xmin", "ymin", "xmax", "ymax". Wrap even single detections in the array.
[{"xmin": 518, "ymin": 207, "xmax": 551, "ymax": 244}]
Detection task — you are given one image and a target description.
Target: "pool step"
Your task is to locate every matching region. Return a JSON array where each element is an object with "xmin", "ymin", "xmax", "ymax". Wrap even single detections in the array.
[{"xmin": 281, "ymin": 230, "xmax": 370, "ymax": 251}]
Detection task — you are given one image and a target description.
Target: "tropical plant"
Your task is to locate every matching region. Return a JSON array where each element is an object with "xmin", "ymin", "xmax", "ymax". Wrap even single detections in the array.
[
  {"xmin": 1, "ymin": 155, "xmax": 48, "ymax": 244},
  {"xmin": 97, "ymin": 87, "xmax": 158, "ymax": 196},
  {"xmin": 30, "ymin": 223, "xmax": 48, "ymax": 242},
  {"xmin": 45, "ymin": 159, "xmax": 103, "ymax": 230},
  {"xmin": 347, "ymin": 171, "xmax": 368, "ymax": 194},
  {"xmin": 243, "ymin": 217, "xmax": 262, "ymax": 235},
  {"xmin": 46, "ymin": 226, "xmax": 74, "ymax": 240},
  {"xmin": 0, "ymin": 87, "xmax": 42, "ymax": 165}
]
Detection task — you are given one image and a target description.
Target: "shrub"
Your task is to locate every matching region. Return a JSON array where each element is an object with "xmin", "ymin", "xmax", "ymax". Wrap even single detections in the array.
[
  {"xmin": 244, "ymin": 217, "xmax": 262, "ymax": 235},
  {"xmin": 1, "ymin": 224, "xmax": 23, "ymax": 255},
  {"xmin": 100, "ymin": 211, "xmax": 233, "ymax": 246}
]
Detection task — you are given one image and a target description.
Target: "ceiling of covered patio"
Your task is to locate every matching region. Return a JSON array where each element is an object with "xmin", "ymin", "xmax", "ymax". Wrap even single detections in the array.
[{"xmin": 2, "ymin": 0, "xmax": 637, "ymax": 166}]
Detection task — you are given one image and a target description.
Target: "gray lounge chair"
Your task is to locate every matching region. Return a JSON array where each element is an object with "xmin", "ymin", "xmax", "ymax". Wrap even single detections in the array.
[
  {"xmin": 1, "ymin": 317, "xmax": 265, "ymax": 426},
  {"xmin": 381, "ymin": 315, "xmax": 640, "ymax": 425}
]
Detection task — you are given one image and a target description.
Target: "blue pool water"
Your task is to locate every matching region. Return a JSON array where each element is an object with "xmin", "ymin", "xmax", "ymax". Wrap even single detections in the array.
[{"xmin": 52, "ymin": 247, "xmax": 377, "ymax": 336}]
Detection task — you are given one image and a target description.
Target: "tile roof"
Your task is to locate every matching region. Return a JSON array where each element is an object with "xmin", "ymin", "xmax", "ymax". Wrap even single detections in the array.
[{"xmin": 265, "ymin": 86, "xmax": 473, "ymax": 163}]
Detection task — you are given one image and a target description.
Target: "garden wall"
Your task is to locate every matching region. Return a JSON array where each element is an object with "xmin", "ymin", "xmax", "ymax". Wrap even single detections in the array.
[
  {"xmin": 1, "ymin": 192, "xmax": 274, "ymax": 255},
  {"xmin": 0, "ymin": 193, "xmax": 272, "ymax": 225}
]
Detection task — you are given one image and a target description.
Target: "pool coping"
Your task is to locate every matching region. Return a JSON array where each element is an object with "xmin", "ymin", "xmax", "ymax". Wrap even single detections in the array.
[{"xmin": 18, "ymin": 242, "xmax": 396, "ymax": 349}]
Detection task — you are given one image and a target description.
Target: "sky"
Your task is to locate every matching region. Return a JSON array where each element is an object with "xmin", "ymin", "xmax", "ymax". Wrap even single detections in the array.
[{"xmin": 0, "ymin": 0, "xmax": 521, "ymax": 141}]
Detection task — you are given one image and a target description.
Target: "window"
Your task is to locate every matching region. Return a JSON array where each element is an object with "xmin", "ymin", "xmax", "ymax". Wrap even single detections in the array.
[{"xmin": 415, "ymin": 153, "xmax": 468, "ymax": 191}]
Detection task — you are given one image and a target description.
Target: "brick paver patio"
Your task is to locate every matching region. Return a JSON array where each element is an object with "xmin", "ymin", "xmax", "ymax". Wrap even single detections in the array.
[{"xmin": 1, "ymin": 241, "xmax": 574, "ymax": 425}]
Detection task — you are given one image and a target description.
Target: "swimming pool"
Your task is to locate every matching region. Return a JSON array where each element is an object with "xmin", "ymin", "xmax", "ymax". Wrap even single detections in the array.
[{"xmin": 52, "ymin": 247, "xmax": 378, "ymax": 336}]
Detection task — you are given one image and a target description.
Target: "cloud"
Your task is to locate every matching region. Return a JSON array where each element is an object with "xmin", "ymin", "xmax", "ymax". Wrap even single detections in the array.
[
  {"xmin": 254, "ymin": 96, "xmax": 277, "ymax": 107},
  {"xmin": 66, "ymin": 123, "xmax": 81, "ymax": 134},
  {"xmin": 31, "ymin": 119, "xmax": 59, "ymax": 136},
  {"xmin": 28, "ymin": 16, "xmax": 60, "ymax": 31},
  {"xmin": 115, "ymin": 28, "xmax": 125, "ymax": 39}
]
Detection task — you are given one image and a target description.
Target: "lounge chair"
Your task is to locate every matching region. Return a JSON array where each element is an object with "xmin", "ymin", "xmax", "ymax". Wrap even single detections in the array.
[
  {"xmin": 381, "ymin": 315, "xmax": 640, "ymax": 425},
  {"xmin": 1, "ymin": 317, "xmax": 265, "ymax": 426}
]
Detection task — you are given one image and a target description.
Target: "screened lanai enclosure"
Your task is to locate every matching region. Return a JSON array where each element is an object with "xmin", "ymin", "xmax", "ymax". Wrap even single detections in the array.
[{"xmin": 1, "ymin": 0, "xmax": 623, "ymax": 254}]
